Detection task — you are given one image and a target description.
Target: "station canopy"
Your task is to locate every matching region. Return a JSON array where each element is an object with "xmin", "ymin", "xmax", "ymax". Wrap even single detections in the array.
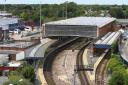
[{"xmin": 94, "ymin": 31, "xmax": 121, "ymax": 49}]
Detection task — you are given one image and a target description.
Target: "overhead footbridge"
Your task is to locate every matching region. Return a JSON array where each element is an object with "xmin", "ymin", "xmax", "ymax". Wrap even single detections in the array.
[{"xmin": 44, "ymin": 17, "xmax": 116, "ymax": 38}]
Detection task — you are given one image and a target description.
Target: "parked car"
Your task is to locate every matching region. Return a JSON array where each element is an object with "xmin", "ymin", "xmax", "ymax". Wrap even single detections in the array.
[{"xmin": 14, "ymin": 29, "xmax": 21, "ymax": 34}]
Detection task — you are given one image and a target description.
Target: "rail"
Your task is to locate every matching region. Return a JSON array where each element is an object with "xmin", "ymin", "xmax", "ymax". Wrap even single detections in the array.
[
  {"xmin": 95, "ymin": 50, "xmax": 110, "ymax": 85},
  {"xmin": 43, "ymin": 37, "xmax": 79, "ymax": 85},
  {"xmin": 76, "ymin": 42, "xmax": 91, "ymax": 85}
]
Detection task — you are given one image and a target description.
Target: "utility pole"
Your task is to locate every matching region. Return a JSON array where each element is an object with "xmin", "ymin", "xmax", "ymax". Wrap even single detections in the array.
[
  {"xmin": 66, "ymin": 1, "xmax": 68, "ymax": 19},
  {"xmin": 4, "ymin": 0, "xmax": 6, "ymax": 12},
  {"xmin": 40, "ymin": 1, "xmax": 42, "ymax": 30},
  {"xmin": 39, "ymin": 0, "xmax": 42, "ymax": 38}
]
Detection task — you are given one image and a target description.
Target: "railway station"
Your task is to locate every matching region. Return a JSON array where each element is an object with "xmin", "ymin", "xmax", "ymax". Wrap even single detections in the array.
[
  {"xmin": 43, "ymin": 16, "xmax": 123, "ymax": 85},
  {"xmin": 44, "ymin": 16, "xmax": 122, "ymax": 54}
]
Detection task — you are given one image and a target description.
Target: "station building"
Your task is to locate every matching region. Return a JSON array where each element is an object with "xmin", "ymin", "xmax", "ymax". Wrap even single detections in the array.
[{"xmin": 44, "ymin": 17, "xmax": 120, "ymax": 38}]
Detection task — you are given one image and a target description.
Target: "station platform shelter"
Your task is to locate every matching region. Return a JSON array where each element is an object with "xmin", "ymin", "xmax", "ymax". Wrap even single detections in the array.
[{"xmin": 93, "ymin": 30, "xmax": 122, "ymax": 54}]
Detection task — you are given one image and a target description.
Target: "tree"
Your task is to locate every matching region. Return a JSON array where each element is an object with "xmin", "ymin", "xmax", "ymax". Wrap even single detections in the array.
[
  {"xmin": 108, "ymin": 54, "xmax": 123, "ymax": 72},
  {"xmin": 109, "ymin": 7, "xmax": 125, "ymax": 18},
  {"xmin": 109, "ymin": 71, "xmax": 125, "ymax": 85},
  {"xmin": 111, "ymin": 41, "xmax": 118, "ymax": 53},
  {"xmin": 67, "ymin": 2, "xmax": 78, "ymax": 17},
  {"xmin": 20, "ymin": 12, "xmax": 30, "ymax": 21},
  {"xmin": 108, "ymin": 54, "xmax": 128, "ymax": 85},
  {"xmin": 21, "ymin": 64, "xmax": 35, "ymax": 82},
  {"xmin": 4, "ymin": 71, "xmax": 33, "ymax": 85}
]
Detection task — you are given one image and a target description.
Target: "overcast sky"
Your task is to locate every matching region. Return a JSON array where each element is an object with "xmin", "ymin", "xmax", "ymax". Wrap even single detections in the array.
[{"xmin": 0, "ymin": 0, "xmax": 128, "ymax": 5}]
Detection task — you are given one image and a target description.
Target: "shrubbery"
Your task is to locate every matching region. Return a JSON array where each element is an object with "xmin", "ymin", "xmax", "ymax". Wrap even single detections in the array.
[
  {"xmin": 108, "ymin": 54, "xmax": 128, "ymax": 85},
  {"xmin": 4, "ymin": 64, "xmax": 35, "ymax": 85}
]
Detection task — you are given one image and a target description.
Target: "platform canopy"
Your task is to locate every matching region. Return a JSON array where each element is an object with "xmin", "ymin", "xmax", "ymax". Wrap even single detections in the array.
[{"xmin": 94, "ymin": 31, "xmax": 121, "ymax": 49}]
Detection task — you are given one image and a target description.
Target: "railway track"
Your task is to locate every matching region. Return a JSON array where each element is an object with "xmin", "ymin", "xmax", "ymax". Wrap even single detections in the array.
[
  {"xmin": 43, "ymin": 37, "xmax": 92, "ymax": 85},
  {"xmin": 76, "ymin": 43, "xmax": 91, "ymax": 85},
  {"xmin": 43, "ymin": 37, "xmax": 80, "ymax": 85},
  {"xmin": 95, "ymin": 50, "xmax": 110, "ymax": 85}
]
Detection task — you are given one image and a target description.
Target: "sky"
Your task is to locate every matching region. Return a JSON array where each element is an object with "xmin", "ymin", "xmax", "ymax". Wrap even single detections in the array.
[{"xmin": 0, "ymin": 0, "xmax": 128, "ymax": 5}]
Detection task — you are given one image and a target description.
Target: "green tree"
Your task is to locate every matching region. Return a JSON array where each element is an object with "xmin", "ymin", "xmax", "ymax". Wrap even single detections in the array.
[
  {"xmin": 108, "ymin": 54, "xmax": 123, "ymax": 72},
  {"xmin": 109, "ymin": 7, "xmax": 125, "ymax": 18},
  {"xmin": 20, "ymin": 12, "xmax": 30, "ymax": 21},
  {"xmin": 4, "ymin": 71, "xmax": 33, "ymax": 85},
  {"xmin": 108, "ymin": 54, "xmax": 128, "ymax": 85},
  {"xmin": 111, "ymin": 41, "xmax": 118, "ymax": 53},
  {"xmin": 21, "ymin": 64, "xmax": 35, "ymax": 82},
  {"xmin": 109, "ymin": 71, "xmax": 125, "ymax": 85},
  {"xmin": 67, "ymin": 2, "xmax": 78, "ymax": 17}
]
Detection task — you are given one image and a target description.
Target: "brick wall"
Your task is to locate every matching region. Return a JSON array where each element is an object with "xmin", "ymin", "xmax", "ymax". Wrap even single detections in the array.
[{"xmin": 97, "ymin": 22, "xmax": 121, "ymax": 38}]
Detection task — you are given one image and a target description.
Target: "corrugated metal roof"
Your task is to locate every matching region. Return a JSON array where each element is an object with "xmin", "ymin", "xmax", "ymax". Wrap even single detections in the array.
[
  {"xmin": 0, "ymin": 17, "xmax": 18, "ymax": 26},
  {"xmin": 95, "ymin": 31, "xmax": 121, "ymax": 48},
  {"xmin": 46, "ymin": 17, "xmax": 116, "ymax": 28}
]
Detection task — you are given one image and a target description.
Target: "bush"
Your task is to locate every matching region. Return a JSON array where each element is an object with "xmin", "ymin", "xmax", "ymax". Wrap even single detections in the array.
[
  {"xmin": 108, "ymin": 54, "xmax": 124, "ymax": 72},
  {"xmin": 111, "ymin": 41, "xmax": 118, "ymax": 53},
  {"xmin": 108, "ymin": 54, "xmax": 128, "ymax": 85},
  {"xmin": 4, "ymin": 72, "xmax": 33, "ymax": 85},
  {"xmin": 109, "ymin": 71, "xmax": 128, "ymax": 85},
  {"xmin": 21, "ymin": 64, "xmax": 35, "ymax": 82},
  {"xmin": 4, "ymin": 64, "xmax": 35, "ymax": 84}
]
